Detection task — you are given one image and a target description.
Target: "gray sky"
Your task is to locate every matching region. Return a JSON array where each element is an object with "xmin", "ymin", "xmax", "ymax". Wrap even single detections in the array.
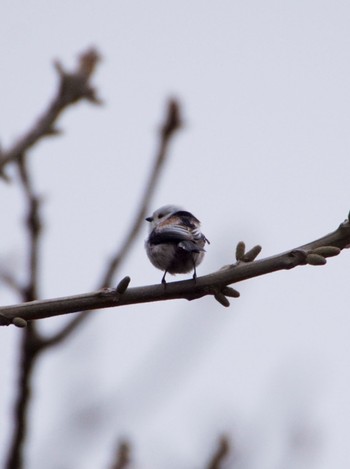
[{"xmin": 1, "ymin": 1, "xmax": 350, "ymax": 468}]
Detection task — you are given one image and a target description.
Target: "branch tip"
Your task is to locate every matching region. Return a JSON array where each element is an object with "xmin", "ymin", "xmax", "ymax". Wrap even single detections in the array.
[
  {"xmin": 53, "ymin": 59, "xmax": 64, "ymax": 76},
  {"xmin": 161, "ymin": 98, "xmax": 182, "ymax": 138},
  {"xmin": 110, "ymin": 440, "xmax": 131, "ymax": 469},
  {"xmin": 56, "ymin": 47, "xmax": 102, "ymax": 106},
  {"xmin": 78, "ymin": 48, "xmax": 101, "ymax": 78},
  {"xmin": 207, "ymin": 435, "xmax": 230, "ymax": 469}
]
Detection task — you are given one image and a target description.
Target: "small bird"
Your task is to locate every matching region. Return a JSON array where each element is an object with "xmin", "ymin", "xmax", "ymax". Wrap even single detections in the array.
[{"xmin": 145, "ymin": 205, "xmax": 209, "ymax": 284}]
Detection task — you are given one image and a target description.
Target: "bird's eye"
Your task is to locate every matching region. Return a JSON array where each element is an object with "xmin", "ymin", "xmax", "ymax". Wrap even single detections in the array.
[{"xmin": 158, "ymin": 213, "xmax": 164, "ymax": 218}]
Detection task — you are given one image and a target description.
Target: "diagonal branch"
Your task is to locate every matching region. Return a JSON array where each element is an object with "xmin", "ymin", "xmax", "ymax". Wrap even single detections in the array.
[
  {"xmin": 1, "ymin": 214, "xmax": 349, "ymax": 326},
  {"xmin": 101, "ymin": 98, "xmax": 182, "ymax": 287},
  {"xmin": 0, "ymin": 48, "xmax": 101, "ymax": 176},
  {"xmin": 41, "ymin": 98, "xmax": 182, "ymax": 346}
]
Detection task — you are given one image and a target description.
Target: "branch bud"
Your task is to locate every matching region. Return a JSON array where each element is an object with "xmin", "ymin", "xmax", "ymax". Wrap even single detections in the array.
[
  {"xmin": 12, "ymin": 317, "xmax": 27, "ymax": 328},
  {"xmin": 312, "ymin": 246, "xmax": 341, "ymax": 257},
  {"xmin": 235, "ymin": 241, "xmax": 245, "ymax": 261},
  {"xmin": 214, "ymin": 292, "xmax": 230, "ymax": 307},
  {"xmin": 306, "ymin": 253, "xmax": 327, "ymax": 266}
]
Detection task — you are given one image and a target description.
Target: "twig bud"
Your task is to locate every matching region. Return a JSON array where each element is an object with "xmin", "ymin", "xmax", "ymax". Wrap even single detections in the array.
[
  {"xmin": 243, "ymin": 245, "xmax": 262, "ymax": 262},
  {"xmin": 221, "ymin": 286, "xmax": 240, "ymax": 298},
  {"xmin": 235, "ymin": 241, "xmax": 246, "ymax": 261},
  {"xmin": 312, "ymin": 246, "xmax": 341, "ymax": 257},
  {"xmin": 214, "ymin": 292, "xmax": 230, "ymax": 307},
  {"xmin": 306, "ymin": 253, "xmax": 327, "ymax": 266},
  {"xmin": 116, "ymin": 276, "xmax": 131, "ymax": 294},
  {"xmin": 12, "ymin": 317, "xmax": 27, "ymax": 328}
]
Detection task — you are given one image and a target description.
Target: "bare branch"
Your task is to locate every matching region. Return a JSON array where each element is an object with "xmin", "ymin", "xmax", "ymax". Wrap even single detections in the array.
[
  {"xmin": 5, "ymin": 323, "xmax": 45, "ymax": 469},
  {"xmin": 0, "ymin": 48, "xmax": 101, "ymax": 175},
  {"xmin": 1, "ymin": 215, "xmax": 349, "ymax": 325},
  {"xmin": 109, "ymin": 440, "xmax": 131, "ymax": 469},
  {"xmin": 4, "ymin": 49, "xmax": 102, "ymax": 469},
  {"xmin": 206, "ymin": 436, "xmax": 230, "ymax": 469},
  {"xmin": 17, "ymin": 156, "xmax": 42, "ymax": 301},
  {"xmin": 5, "ymin": 132, "xmax": 47, "ymax": 469}
]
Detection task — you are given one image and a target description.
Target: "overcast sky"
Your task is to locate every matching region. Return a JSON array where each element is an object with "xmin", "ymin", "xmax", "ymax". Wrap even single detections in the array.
[{"xmin": 1, "ymin": 1, "xmax": 350, "ymax": 468}]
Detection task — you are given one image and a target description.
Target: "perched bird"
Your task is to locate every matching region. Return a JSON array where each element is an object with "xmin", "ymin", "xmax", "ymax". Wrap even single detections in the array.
[{"xmin": 145, "ymin": 205, "xmax": 209, "ymax": 284}]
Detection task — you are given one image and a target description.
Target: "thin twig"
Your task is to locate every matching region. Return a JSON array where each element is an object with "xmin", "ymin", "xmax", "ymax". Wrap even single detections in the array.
[
  {"xmin": 110, "ymin": 440, "xmax": 131, "ymax": 469},
  {"xmin": 206, "ymin": 436, "xmax": 230, "ymax": 469},
  {"xmin": 17, "ymin": 156, "xmax": 42, "ymax": 300},
  {"xmin": 0, "ymin": 48, "xmax": 101, "ymax": 176},
  {"xmin": 1, "ymin": 215, "xmax": 349, "ymax": 325}
]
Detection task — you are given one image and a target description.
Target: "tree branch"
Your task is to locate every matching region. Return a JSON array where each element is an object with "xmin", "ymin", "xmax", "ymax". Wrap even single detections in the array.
[
  {"xmin": 1, "ymin": 215, "xmax": 349, "ymax": 326},
  {"xmin": 109, "ymin": 440, "xmax": 131, "ymax": 469},
  {"xmin": 0, "ymin": 48, "xmax": 101, "ymax": 176},
  {"xmin": 206, "ymin": 436, "xmax": 230, "ymax": 469},
  {"xmin": 5, "ymin": 323, "xmax": 44, "ymax": 469},
  {"xmin": 3, "ymin": 48, "xmax": 101, "ymax": 469},
  {"xmin": 17, "ymin": 156, "xmax": 42, "ymax": 301},
  {"xmin": 5, "ymin": 137, "xmax": 47, "ymax": 469},
  {"xmin": 41, "ymin": 98, "xmax": 182, "ymax": 346},
  {"xmin": 101, "ymin": 98, "xmax": 182, "ymax": 286}
]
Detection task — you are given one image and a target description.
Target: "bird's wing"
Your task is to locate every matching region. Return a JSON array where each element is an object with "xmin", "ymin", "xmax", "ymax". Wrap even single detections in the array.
[
  {"xmin": 178, "ymin": 240, "xmax": 205, "ymax": 253},
  {"xmin": 149, "ymin": 224, "xmax": 194, "ymax": 245}
]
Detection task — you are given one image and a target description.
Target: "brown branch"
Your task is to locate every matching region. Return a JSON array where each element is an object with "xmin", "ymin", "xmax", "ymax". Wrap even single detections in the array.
[
  {"xmin": 109, "ymin": 440, "xmax": 131, "ymax": 469},
  {"xmin": 1, "ymin": 215, "xmax": 349, "ymax": 325},
  {"xmin": 5, "ymin": 165, "xmax": 45, "ymax": 469},
  {"xmin": 5, "ymin": 132, "xmax": 52, "ymax": 469},
  {"xmin": 17, "ymin": 156, "xmax": 42, "ymax": 301},
  {"xmin": 41, "ymin": 99, "xmax": 182, "ymax": 347},
  {"xmin": 0, "ymin": 48, "xmax": 101, "ymax": 176},
  {"xmin": 5, "ymin": 151, "xmax": 47, "ymax": 469},
  {"xmin": 5, "ymin": 324, "xmax": 44, "ymax": 469},
  {"xmin": 4, "ymin": 49, "xmax": 101, "ymax": 469},
  {"xmin": 3, "ymin": 65, "xmax": 179, "ymax": 469},
  {"xmin": 206, "ymin": 436, "xmax": 230, "ymax": 469}
]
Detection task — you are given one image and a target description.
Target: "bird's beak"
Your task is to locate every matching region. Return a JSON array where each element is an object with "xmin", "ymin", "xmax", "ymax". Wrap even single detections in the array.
[{"xmin": 145, "ymin": 217, "xmax": 153, "ymax": 222}]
